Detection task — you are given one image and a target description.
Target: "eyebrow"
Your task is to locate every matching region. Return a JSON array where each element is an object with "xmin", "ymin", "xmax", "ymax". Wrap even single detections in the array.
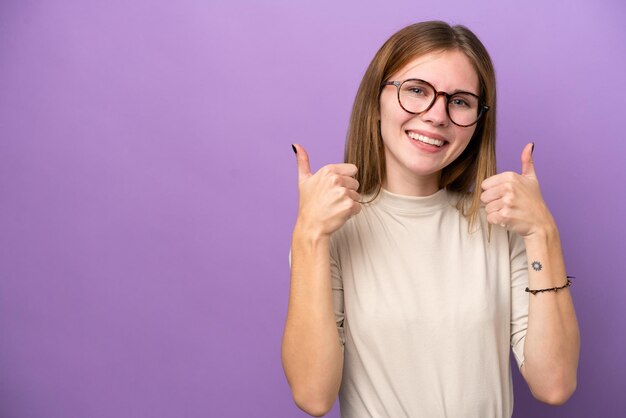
[
  {"xmin": 407, "ymin": 78, "xmax": 479, "ymax": 96},
  {"xmin": 449, "ymin": 88, "xmax": 480, "ymax": 96}
]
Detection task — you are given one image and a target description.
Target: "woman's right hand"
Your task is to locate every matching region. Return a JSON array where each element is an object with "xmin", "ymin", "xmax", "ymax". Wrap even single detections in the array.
[{"xmin": 293, "ymin": 144, "xmax": 362, "ymax": 238}]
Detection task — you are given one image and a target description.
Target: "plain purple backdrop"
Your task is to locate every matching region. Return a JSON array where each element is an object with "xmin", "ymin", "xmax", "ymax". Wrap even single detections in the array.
[{"xmin": 1, "ymin": 1, "xmax": 625, "ymax": 417}]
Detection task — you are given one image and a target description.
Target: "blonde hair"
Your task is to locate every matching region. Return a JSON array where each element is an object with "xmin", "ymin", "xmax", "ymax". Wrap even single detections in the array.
[{"xmin": 345, "ymin": 21, "xmax": 497, "ymax": 230}]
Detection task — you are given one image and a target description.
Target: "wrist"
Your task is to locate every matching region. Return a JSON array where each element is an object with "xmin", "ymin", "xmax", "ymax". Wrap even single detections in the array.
[
  {"xmin": 524, "ymin": 218, "xmax": 559, "ymax": 244},
  {"xmin": 293, "ymin": 219, "xmax": 330, "ymax": 245}
]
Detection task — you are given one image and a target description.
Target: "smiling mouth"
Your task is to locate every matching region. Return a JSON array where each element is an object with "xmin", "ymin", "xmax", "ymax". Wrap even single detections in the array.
[{"xmin": 407, "ymin": 131, "xmax": 446, "ymax": 147}]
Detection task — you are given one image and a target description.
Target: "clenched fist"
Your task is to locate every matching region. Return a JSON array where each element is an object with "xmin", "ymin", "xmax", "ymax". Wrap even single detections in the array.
[
  {"xmin": 293, "ymin": 144, "xmax": 362, "ymax": 238},
  {"xmin": 480, "ymin": 142, "xmax": 555, "ymax": 238}
]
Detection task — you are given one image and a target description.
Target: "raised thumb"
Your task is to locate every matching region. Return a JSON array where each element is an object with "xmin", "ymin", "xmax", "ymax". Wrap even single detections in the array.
[
  {"xmin": 521, "ymin": 142, "xmax": 536, "ymax": 177},
  {"xmin": 292, "ymin": 144, "xmax": 312, "ymax": 181}
]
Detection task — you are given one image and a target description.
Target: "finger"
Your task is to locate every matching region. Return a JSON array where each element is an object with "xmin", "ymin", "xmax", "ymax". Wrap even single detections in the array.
[
  {"xmin": 486, "ymin": 210, "xmax": 506, "ymax": 227},
  {"xmin": 326, "ymin": 163, "xmax": 358, "ymax": 177},
  {"xmin": 293, "ymin": 144, "xmax": 312, "ymax": 182},
  {"xmin": 346, "ymin": 189, "xmax": 361, "ymax": 202},
  {"xmin": 346, "ymin": 192, "xmax": 362, "ymax": 216},
  {"xmin": 485, "ymin": 199, "xmax": 504, "ymax": 214},
  {"xmin": 339, "ymin": 176, "xmax": 360, "ymax": 191},
  {"xmin": 521, "ymin": 142, "xmax": 536, "ymax": 178},
  {"xmin": 481, "ymin": 171, "xmax": 517, "ymax": 190},
  {"xmin": 480, "ymin": 183, "xmax": 508, "ymax": 204}
]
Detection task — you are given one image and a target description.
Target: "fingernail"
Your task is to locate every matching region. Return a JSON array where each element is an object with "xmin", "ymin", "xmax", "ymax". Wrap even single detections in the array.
[
  {"xmin": 531, "ymin": 142, "xmax": 535, "ymax": 154},
  {"xmin": 292, "ymin": 144, "xmax": 297, "ymax": 155}
]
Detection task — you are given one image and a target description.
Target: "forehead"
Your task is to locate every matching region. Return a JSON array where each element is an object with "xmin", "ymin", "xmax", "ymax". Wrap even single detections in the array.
[{"xmin": 390, "ymin": 49, "xmax": 479, "ymax": 94}]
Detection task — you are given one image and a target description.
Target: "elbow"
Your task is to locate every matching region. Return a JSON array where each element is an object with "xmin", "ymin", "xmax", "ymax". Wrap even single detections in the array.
[
  {"xmin": 292, "ymin": 388, "xmax": 336, "ymax": 417},
  {"xmin": 533, "ymin": 378, "xmax": 577, "ymax": 406},
  {"xmin": 522, "ymin": 359, "xmax": 578, "ymax": 406},
  {"xmin": 295, "ymin": 401, "xmax": 333, "ymax": 417}
]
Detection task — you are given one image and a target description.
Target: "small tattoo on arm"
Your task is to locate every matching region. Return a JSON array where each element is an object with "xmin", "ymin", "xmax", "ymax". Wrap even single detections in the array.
[{"xmin": 531, "ymin": 261, "xmax": 543, "ymax": 271}]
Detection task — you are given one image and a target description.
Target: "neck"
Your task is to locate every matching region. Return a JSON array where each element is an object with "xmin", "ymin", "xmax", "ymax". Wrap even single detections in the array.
[{"xmin": 383, "ymin": 170, "xmax": 441, "ymax": 197}]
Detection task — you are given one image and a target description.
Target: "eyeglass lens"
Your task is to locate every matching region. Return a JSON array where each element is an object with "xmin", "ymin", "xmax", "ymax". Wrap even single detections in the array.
[{"xmin": 399, "ymin": 80, "xmax": 481, "ymax": 126}]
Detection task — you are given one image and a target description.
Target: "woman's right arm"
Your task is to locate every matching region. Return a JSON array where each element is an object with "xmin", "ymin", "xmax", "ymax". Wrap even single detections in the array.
[
  {"xmin": 281, "ymin": 144, "xmax": 361, "ymax": 417},
  {"xmin": 282, "ymin": 227, "xmax": 343, "ymax": 417}
]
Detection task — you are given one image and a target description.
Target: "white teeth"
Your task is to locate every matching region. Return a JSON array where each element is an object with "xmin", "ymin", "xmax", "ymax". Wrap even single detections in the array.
[{"xmin": 407, "ymin": 132, "xmax": 444, "ymax": 147}]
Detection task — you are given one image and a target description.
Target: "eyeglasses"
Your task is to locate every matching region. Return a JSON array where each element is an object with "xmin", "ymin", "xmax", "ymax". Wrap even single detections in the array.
[{"xmin": 381, "ymin": 79, "xmax": 490, "ymax": 127}]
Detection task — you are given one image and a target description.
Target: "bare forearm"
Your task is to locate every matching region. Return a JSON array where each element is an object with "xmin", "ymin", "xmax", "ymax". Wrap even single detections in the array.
[
  {"xmin": 521, "ymin": 223, "xmax": 580, "ymax": 404},
  {"xmin": 281, "ymin": 224, "xmax": 343, "ymax": 415}
]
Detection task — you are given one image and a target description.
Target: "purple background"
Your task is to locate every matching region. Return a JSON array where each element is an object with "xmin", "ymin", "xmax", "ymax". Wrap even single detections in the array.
[{"xmin": 1, "ymin": 1, "xmax": 624, "ymax": 417}]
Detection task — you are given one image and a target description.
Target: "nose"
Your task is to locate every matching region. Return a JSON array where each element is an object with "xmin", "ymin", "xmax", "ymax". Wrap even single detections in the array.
[{"xmin": 420, "ymin": 94, "xmax": 449, "ymax": 127}]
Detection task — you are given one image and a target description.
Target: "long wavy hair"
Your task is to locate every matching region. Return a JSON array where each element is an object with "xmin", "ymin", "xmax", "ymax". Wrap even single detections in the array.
[{"xmin": 345, "ymin": 21, "xmax": 497, "ymax": 230}]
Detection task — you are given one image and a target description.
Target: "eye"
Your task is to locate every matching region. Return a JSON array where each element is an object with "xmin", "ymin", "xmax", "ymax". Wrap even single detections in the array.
[
  {"xmin": 450, "ymin": 97, "xmax": 470, "ymax": 108},
  {"xmin": 449, "ymin": 94, "xmax": 478, "ymax": 109},
  {"xmin": 403, "ymin": 86, "xmax": 426, "ymax": 97},
  {"xmin": 401, "ymin": 81, "xmax": 432, "ymax": 98}
]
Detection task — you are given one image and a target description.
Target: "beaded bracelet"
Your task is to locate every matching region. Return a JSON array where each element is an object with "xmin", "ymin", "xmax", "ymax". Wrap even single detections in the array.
[{"xmin": 525, "ymin": 276, "xmax": 575, "ymax": 295}]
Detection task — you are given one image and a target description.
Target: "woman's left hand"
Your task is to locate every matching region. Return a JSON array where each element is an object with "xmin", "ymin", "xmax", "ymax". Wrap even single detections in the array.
[{"xmin": 480, "ymin": 143, "xmax": 555, "ymax": 238}]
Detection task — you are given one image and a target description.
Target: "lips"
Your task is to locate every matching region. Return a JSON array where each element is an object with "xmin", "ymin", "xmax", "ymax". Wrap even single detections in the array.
[{"xmin": 406, "ymin": 131, "xmax": 448, "ymax": 147}]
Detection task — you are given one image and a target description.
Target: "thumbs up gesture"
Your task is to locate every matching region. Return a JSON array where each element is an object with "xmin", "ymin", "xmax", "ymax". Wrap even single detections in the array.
[
  {"xmin": 293, "ymin": 144, "xmax": 362, "ymax": 238},
  {"xmin": 480, "ymin": 143, "xmax": 555, "ymax": 238}
]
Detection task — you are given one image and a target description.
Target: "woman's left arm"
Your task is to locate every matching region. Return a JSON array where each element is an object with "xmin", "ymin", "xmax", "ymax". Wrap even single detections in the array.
[{"xmin": 481, "ymin": 143, "xmax": 580, "ymax": 405}]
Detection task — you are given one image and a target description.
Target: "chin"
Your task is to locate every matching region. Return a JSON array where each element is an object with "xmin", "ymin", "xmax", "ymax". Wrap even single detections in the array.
[{"xmin": 406, "ymin": 165, "xmax": 443, "ymax": 179}]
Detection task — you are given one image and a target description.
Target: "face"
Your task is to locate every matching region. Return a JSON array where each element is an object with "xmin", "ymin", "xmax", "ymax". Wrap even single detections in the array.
[{"xmin": 379, "ymin": 49, "xmax": 480, "ymax": 193}]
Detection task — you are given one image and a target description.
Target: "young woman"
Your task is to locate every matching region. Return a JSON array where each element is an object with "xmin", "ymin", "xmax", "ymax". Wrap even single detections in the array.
[{"xmin": 282, "ymin": 21, "xmax": 579, "ymax": 418}]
